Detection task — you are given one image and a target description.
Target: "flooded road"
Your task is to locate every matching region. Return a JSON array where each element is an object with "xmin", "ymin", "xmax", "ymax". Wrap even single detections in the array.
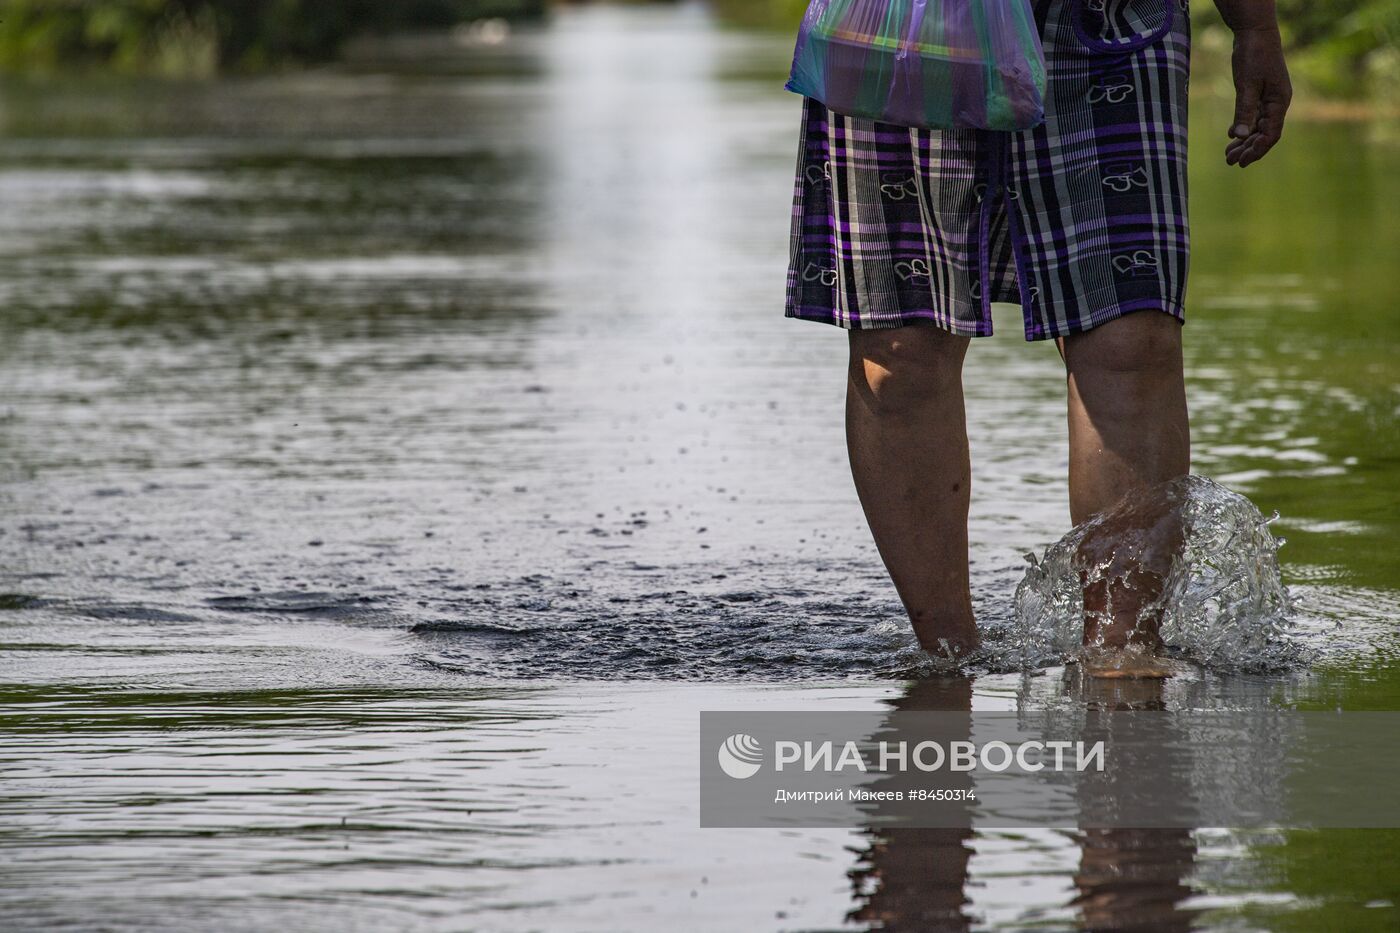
[{"xmin": 2, "ymin": 3, "xmax": 1398, "ymax": 929}]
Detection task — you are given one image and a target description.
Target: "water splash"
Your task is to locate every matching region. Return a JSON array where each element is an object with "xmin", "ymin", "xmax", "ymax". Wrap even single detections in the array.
[{"xmin": 1014, "ymin": 475, "xmax": 1305, "ymax": 672}]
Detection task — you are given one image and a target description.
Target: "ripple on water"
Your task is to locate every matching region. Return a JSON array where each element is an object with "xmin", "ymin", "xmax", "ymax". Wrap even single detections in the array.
[{"xmin": 405, "ymin": 479, "xmax": 1327, "ymax": 681}]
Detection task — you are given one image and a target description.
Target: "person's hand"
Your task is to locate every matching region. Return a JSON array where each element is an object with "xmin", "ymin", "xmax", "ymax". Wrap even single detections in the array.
[{"xmin": 1226, "ymin": 26, "xmax": 1291, "ymax": 167}]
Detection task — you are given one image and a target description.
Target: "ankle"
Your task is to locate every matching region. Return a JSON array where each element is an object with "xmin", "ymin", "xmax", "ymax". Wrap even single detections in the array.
[
  {"xmin": 909, "ymin": 607, "xmax": 980, "ymax": 656},
  {"xmin": 1083, "ymin": 613, "xmax": 1164, "ymax": 652}
]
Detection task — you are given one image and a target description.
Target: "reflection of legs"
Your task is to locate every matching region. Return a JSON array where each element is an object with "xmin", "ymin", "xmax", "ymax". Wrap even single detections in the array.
[
  {"xmin": 849, "ymin": 677, "xmax": 975, "ymax": 931},
  {"xmin": 1070, "ymin": 675, "xmax": 1198, "ymax": 931},
  {"xmin": 849, "ymin": 829, "xmax": 974, "ymax": 932},
  {"xmin": 847, "ymin": 327, "xmax": 977, "ymax": 657},
  {"xmin": 1060, "ymin": 313, "xmax": 1190, "ymax": 652},
  {"xmin": 1073, "ymin": 828, "xmax": 1197, "ymax": 932}
]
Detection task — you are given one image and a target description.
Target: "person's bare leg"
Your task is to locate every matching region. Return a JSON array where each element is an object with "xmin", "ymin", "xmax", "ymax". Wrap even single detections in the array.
[
  {"xmin": 847, "ymin": 326, "xmax": 977, "ymax": 658},
  {"xmin": 1072, "ymin": 489, "xmax": 1188, "ymax": 677},
  {"xmin": 1062, "ymin": 313, "xmax": 1190, "ymax": 526},
  {"xmin": 1060, "ymin": 312, "xmax": 1190, "ymax": 662}
]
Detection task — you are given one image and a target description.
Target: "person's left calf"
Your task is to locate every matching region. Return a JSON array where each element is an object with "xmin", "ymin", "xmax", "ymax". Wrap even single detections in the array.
[{"xmin": 1074, "ymin": 480, "xmax": 1188, "ymax": 653}]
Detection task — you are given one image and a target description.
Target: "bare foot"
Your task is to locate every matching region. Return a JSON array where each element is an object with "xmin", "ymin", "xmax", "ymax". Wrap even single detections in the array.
[
  {"xmin": 1075, "ymin": 480, "xmax": 1188, "ymax": 672},
  {"xmin": 1077, "ymin": 644, "xmax": 1182, "ymax": 679},
  {"xmin": 915, "ymin": 623, "xmax": 981, "ymax": 664},
  {"xmin": 1081, "ymin": 563, "xmax": 1169, "ymax": 660}
]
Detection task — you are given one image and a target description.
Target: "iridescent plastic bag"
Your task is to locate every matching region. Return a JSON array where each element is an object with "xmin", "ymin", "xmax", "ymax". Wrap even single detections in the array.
[{"xmin": 785, "ymin": 0, "xmax": 1046, "ymax": 131}]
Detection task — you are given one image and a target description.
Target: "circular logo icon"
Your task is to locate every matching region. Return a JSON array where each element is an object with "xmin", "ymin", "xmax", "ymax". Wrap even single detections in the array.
[{"xmin": 717, "ymin": 733, "xmax": 763, "ymax": 779}]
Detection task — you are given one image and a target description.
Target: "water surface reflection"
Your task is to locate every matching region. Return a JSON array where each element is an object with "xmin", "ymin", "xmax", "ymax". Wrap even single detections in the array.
[{"xmin": 1, "ymin": 3, "xmax": 1398, "ymax": 930}]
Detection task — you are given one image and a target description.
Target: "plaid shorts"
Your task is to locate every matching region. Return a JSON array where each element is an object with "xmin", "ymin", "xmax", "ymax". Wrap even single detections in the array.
[{"xmin": 785, "ymin": 0, "xmax": 1191, "ymax": 341}]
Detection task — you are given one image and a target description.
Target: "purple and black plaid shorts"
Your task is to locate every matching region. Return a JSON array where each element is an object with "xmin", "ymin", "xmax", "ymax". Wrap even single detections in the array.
[{"xmin": 785, "ymin": 0, "xmax": 1191, "ymax": 341}]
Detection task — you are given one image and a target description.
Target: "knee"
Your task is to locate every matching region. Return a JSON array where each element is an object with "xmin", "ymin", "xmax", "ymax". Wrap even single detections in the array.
[
  {"xmin": 849, "ymin": 328, "xmax": 967, "ymax": 415},
  {"xmin": 1064, "ymin": 312, "xmax": 1182, "ymax": 378}
]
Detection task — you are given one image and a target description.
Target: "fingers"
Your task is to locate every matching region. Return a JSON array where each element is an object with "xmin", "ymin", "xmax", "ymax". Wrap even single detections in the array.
[
  {"xmin": 1225, "ymin": 124, "xmax": 1263, "ymax": 167},
  {"xmin": 1225, "ymin": 25, "xmax": 1292, "ymax": 167},
  {"xmin": 1225, "ymin": 129, "xmax": 1271, "ymax": 167},
  {"xmin": 1225, "ymin": 85, "xmax": 1290, "ymax": 168},
  {"xmin": 1231, "ymin": 74, "xmax": 1262, "ymax": 140},
  {"xmin": 1225, "ymin": 75, "xmax": 1261, "ymax": 166},
  {"xmin": 1258, "ymin": 94, "xmax": 1289, "ymax": 144}
]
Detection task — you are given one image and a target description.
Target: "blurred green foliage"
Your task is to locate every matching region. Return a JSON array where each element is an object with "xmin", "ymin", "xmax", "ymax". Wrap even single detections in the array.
[
  {"xmin": 1234, "ymin": 0, "xmax": 1400, "ymax": 99},
  {"xmin": 709, "ymin": 0, "xmax": 808, "ymax": 27},
  {"xmin": 1, "ymin": 0, "xmax": 1394, "ymax": 93},
  {"xmin": 711, "ymin": 0, "xmax": 1400, "ymax": 100},
  {"xmin": 0, "ymin": 0, "xmax": 546, "ymax": 76}
]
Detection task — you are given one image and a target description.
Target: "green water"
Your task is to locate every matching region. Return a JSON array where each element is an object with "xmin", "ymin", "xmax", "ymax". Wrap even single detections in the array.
[{"xmin": 1, "ymin": 4, "xmax": 1398, "ymax": 929}]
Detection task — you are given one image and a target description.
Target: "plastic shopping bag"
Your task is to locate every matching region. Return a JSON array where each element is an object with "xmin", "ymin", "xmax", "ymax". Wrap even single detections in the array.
[{"xmin": 785, "ymin": 0, "xmax": 1046, "ymax": 131}]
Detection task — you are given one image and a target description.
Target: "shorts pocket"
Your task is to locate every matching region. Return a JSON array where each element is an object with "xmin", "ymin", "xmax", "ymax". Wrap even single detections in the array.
[{"xmin": 1070, "ymin": 0, "xmax": 1174, "ymax": 54}]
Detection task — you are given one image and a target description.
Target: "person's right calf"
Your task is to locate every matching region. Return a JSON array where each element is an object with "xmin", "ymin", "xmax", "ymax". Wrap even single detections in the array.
[{"xmin": 845, "ymin": 326, "xmax": 977, "ymax": 657}]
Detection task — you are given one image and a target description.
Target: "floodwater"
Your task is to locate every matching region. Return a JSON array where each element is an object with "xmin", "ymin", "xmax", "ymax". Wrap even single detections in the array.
[{"xmin": 2, "ymin": 3, "xmax": 1398, "ymax": 929}]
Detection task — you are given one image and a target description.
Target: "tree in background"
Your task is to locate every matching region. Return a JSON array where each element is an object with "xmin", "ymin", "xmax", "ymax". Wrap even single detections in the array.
[
  {"xmin": 711, "ymin": 0, "xmax": 1400, "ymax": 100},
  {"xmin": 1, "ymin": 0, "xmax": 1394, "ymax": 97},
  {"xmin": 1262, "ymin": 0, "xmax": 1399, "ymax": 98},
  {"xmin": 0, "ymin": 0, "xmax": 546, "ymax": 76}
]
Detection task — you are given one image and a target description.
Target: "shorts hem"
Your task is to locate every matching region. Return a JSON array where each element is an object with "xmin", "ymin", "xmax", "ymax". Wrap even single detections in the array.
[
  {"xmin": 785, "ymin": 297, "xmax": 1183, "ymax": 342},
  {"xmin": 785, "ymin": 306, "xmax": 990, "ymax": 338},
  {"xmin": 1026, "ymin": 300, "xmax": 1185, "ymax": 342}
]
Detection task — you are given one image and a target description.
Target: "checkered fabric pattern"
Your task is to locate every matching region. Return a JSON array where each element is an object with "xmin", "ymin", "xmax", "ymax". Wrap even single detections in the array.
[{"xmin": 785, "ymin": 0, "xmax": 1191, "ymax": 341}]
